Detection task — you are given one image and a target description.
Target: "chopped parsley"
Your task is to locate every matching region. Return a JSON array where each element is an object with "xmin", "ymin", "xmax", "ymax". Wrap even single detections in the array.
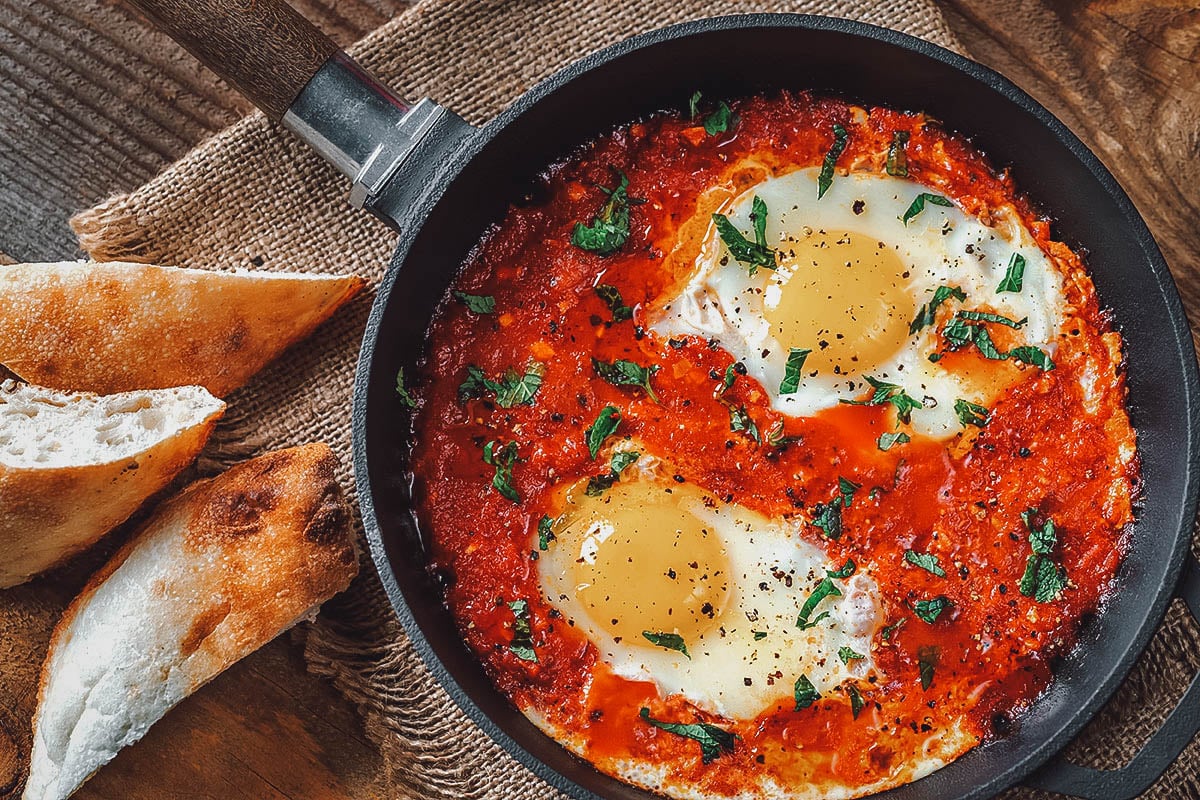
[
  {"xmin": 918, "ymin": 645, "xmax": 939, "ymax": 690},
  {"xmin": 1009, "ymin": 346, "xmax": 1056, "ymax": 371},
  {"xmin": 594, "ymin": 284, "xmax": 633, "ymax": 322},
  {"xmin": 765, "ymin": 421, "xmax": 802, "ymax": 449},
  {"xmin": 997, "ymin": 253, "xmax": 1026, "ymax": 293},
  {"xmin": 828, "ymin": 558, "xmax": 857, "ymax": 579},
  {"xmin": 508, "ymin": 599, "xmax": 537, "ymax": 662},
  {"xmin": 458, "ymin": 362, "xmax": 545, "ymax": 407},
  {"xmin": 913, "ymin": 595, "xmax": 952, "ymax": 624},
  {"xmin": 954, "ymin": 398, "xmax": 990, "ymax": 428},
  {"xmin": 847, "ymin": 683, "xmax": 866, "ymax": 719},
  {"xmin": 1018, "ymin": 509, "xmax": 1068, "ymax": 602},
  {"xmin": 592, "ymin": 357, "xmax": 660, "ymax": 402},
  {"xmin": 880, "ymin": 618, "xmax": 906, "ymax": 641},
  {"xmin": 394, "ymin": 367, "xmax": 417, "ymax": 409},
  {"xmin": 810, "ymin": 500, "xmax": 843, "ymax": 539},
  {"xmin": 571, "ymin": 170, "xmax": 634, "ymax": 256},
  {"xmin": 752, "ymin": 631, "xmax": 768, "ymax": 641},
  {"xmin": 793, "ymin": 675, "xmax": 821, "ymax": 710},
  {"xmin": 712, "ymin": 195, "xmax": 777, "ymax": 275},
  {"xmin": 909, "ymin": 285, "xmax": 967, "ymax": 334},
  {"xmin": 537, "ymin": 515, "xmax": 555, "ymax": 550},
  {"xmin": 642, "ymin": 631, "xmax": 690, "ymax": 658},
  {"xmin": 901, "ymin": 192, "xmax": 954, "ymax": 225},
  {"xmin": 728, "ymin": 404, "xmax": 761, "ymax": 444},
  {"xmin": 878, "ymin": 431, "xmax": 910, "ymax": 451},
  {"xmin": 818, "ymin": 123, "xmax": 849, "ymax": 198},
  {"xmin": 585, "ymin": 405, "xmax": 621, "ymax": 459},
  {"xmin": 904, "ymin": 549, "xmax": 947, "ymax": 578},
  {"xmin": 689, "ymin": 91, "xmax": 737, "ymax": 135},
  {"xmin": 452, "ymin": 291, "xmax": 495, "ymax": 315},
  {"xmin": 482, "ymin": 440, "xmax": 520, "ymax": 503},
  {"xmin": 721, "ymin": 362, "xmax": 742, "ymax": 393},
  {"xmin": 797, "ymin": 578, "xmax": 842, "ymax": 629},
  {"xmin": 838, "ymin": 476, "xmax": 861, "ymax": 508},
  {"xmin": 841, "ymin": 376, "xmax": 923, "ymax": 423},
  {"xmin": 779, "ymin": 348, "xmax": 811, "ymax": 395},
  {"xmin": 886, "ymin": 130, "xmax": 910, "ymax": 177},
  {"xmin": 958, "ymin": 310, "xmax": 1026, "ymax": 328},
  {"xmin": 586, "ymin": 450, "xmax": 641, "ymax": 496},
  {"xmin": 639, "ymin": 708, "xmax": 738, "ymax": 764},
  {"xmin": 941, "ymin": 315, "xmax": 1006, "ymax": 360},
  {"xmin": 838, "ymin": 646, "xmax": 865, "ymax": 664}
]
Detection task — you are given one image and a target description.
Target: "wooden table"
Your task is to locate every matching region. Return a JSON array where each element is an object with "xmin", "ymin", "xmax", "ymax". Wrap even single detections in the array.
[{"xmin": 1, "ymin": 1, "xmax": 1198, "ymax": 798}]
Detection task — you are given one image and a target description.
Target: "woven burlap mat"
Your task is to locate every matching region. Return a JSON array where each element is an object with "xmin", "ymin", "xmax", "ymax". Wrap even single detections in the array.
[{"xmin": 69, "ymin": 0, "xmax": 1200, "ymax": 798}]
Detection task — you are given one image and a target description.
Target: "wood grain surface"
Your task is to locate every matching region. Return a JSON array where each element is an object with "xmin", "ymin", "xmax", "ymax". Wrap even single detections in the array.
[{"xmin": 1, "ymin": 1, "xmax": 1198, "ymax": 799}]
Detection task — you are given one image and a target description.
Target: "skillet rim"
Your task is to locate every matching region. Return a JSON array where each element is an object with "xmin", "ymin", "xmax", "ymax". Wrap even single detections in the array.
[{"xmin": 353, "ymin": 12, "xmax": 1200, "ymax": 800}]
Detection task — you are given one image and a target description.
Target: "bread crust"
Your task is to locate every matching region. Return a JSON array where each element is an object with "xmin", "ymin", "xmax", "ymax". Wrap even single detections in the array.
[
  {"xmin": 0, "ymin": 262, "xmax": 365, "ymax": 397},
  {"xmin": 23, "ymin": 443, "xmax": 359, "ymax": 800},
  {"xmin": 0, "ymin": 385, "xmax": 225, "ymax": 588}
]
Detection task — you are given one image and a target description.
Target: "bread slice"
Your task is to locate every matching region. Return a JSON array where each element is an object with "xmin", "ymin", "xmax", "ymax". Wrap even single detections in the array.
[
  {"xmin": 0, "ymin": 261, "xmax": 365, "ymax": 397},
  {"xmin": 22, "ymin": 443, "xmax": 359, "ymax": 800},
  {"xmin": 0, "ymin": 380, "xmax": 225, "ymax": 588}
]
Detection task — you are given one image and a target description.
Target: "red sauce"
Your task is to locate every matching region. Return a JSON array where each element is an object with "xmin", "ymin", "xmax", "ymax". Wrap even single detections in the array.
[{"xmin": 409, "ymin": 93, "xmax": 1138, "ymax": 796}]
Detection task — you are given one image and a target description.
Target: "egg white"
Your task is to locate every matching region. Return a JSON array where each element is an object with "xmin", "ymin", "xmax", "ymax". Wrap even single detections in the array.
[
  {"xmin": 538, "ymin": 453, "xmax": 881, "ymax": 721},
  {"xmin": 651, "ymin": 168, "xmax": 1066, "ymax": 439}
]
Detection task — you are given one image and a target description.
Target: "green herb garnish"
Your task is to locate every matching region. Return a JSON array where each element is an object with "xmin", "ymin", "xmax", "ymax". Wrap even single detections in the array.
[
  {"xmin": 779, "ymin": 347, "xmax": 811, "ymax": 395},
  {"xmin": 395, "ymin": 367, "xmax": 417, "ymax": 409},
  {"xmin": 712, "ymin": 195, "xmax": 777, "ymax": 275},
  {"xmin": 794, "ymin": 675, "xmax": 821, "ymax": 710},
  {"xmin": 958, "ymin": 310, "xmax": 1026, "ymax": 328},
  {"xmin": 918, "ymin": 645, "xmax": 939, "ymax": 690},
  {"xmin": 838, "ymin": 646, "xmax": 865, "ymax": 664},
  {"xmin": 458, "ymin": 362, "xmax": 545, "ymax": 407},
  {"xmin": 585, "ymin": 405, "xmax": 621, "ymax": 459},
  {"xmin": 880, "ymin": 618, "xmax": 906, "ymax": 641},
  {"xmin": 639, "ymin": 708, "xmax": 738, "ymax": 764},
  {"xmin": 841, "ymin": 376, "xmax": 923, "ymax": 423},
  {"xmin": 642, "ymin": 631, "xmax": 690, "ymax": 658},
  {"xmin": 910, "ymin": 285, "xmax": 967, "ymax": 335},
  {"xmin": 954, "ymin": 398, "xmax": 990, "ymax": 428},
  {"xmin": 728, "ymin": 405, "xmax": 761, "ymax": 444},
  {"xmin": 810, "ymin": 500, "xmax": 843, "ymax": 540},
  {"xmin": 752, "ymin": 631, "xmax": 768, "ymax": 641},
  {"xmin": 997, "ymin": 253, "xmax": 1026, "ymax": 293},
  {"xmin": 886, "ymin": 130, "xmax": 910, "ymax": 177},
  {"xmin": 913, "ymin": 595, "xmax": 952, "ymax": 624},
  {"xmin": 797, "ymin": 578, "xmax": 842, "ymax": 629},
  {"xmin": 571, "ymin": 170, "xmax": 634, "ymax": 256},
  {"xmin": 838, "ymin": 476, "xmax": 861, "ymax": 508},
  {"xmin": 508, "ymin": 599, "xmax": 537, "ymax": 662},
  {"xmin": 827, "ymin": 558, "xmax": 857, "ymax": 579},
  {"xmin": 941, "ymin": 316, "xmax": 1006, "ymax": 360},
  {"xmin": 453, "ymin": 291, "xmax": 495, "ymax": 315},
  {"xmin": 904, "ymin": 549, "xmax": 947, "ymax": 578},
  {"xmin": 721, "ymin": 362, "xmax": 741, "ymax": 394},
  {"xmin": 483, "ymin": 440, "xmax": 520, "ymax": 503},
  {"xmin": 586, "ymin": 450, "xmax": 641, "ymax": 497},
  {"xmin": 1018, "ymin": 509, "xmax": 1067, "ymax": 602},
  {"xmin": 592, "ymin": 357, "xmax": 660, "ymax": 402},
  {"xmin": 594, "ymin": 284, "xmax": 633, "ymax": 322},
  {"xmin": 847, "ymin": 684, "xmax": 866, "ymax": 719},
  {"xmin": 1009, "ymin": 346, "xmax": 1056, "ymax": 371},
  {"xmin": 818, "ymin": 124, "xmax": 849, "ymax": 198},
  {"xmin": 878, "ymin": 431, "xmax": 911, "ymax": 451},
  {"xmin": 704, "ymin": 102, "xmax": 735, "ymax": 135},
  {"xmin": 537, "ymin": 515, "xmax": 555, "ymax": 550},
  {"xmin": 901, "ymin": 192, "xmax": 954, "ymax": 225}
]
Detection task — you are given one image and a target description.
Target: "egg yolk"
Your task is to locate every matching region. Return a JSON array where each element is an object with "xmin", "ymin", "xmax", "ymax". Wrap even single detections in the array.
[
  {"xmin": 554, "ymin": 479, "xmax": 731, "ymax": 648},
  {"xmin": 765, "ymin": 229, "xmax": 915, "ymax": 376}
]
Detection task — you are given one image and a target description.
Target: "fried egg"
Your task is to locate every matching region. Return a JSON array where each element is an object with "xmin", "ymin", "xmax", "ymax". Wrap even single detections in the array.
[
  {"xmin": 538, "ymin": 450, "xmax": 880, "ymax": 720},
  {"xmin": 651, "ymin": 168, "xmax": 1066, "ymax": 438}
]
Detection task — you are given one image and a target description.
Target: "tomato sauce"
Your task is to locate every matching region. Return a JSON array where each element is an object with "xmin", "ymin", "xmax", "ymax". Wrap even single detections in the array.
[{"xmin": 408, "ymin": 93, "xmax": 1138, "ymax": 797}]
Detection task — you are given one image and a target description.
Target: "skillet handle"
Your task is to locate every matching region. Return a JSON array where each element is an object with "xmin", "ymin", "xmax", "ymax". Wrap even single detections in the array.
[
  {"xmin": 124, "ymin": 0, "xmax": 337, "ymax": 121},
  {"xmin": 1023, "ymin": 554, "xmax": 1200, "ymax": 799}
]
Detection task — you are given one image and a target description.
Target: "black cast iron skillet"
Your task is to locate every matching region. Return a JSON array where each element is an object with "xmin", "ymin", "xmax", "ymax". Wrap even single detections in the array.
[{"xmin": 123, "ymin": 2, "xmax": 1200, "ymax": 797}]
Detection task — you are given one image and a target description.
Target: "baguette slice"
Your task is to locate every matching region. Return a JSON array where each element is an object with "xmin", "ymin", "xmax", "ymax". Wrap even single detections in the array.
[
  {"xmin": 23, "ymin": 443, "xmax": 359, "ymax": 800},
  {"xmin": 0, "ymin": 380, "xmax": 225, "ymax": 587},
  {"xmin": 0, "ymin": 262, "xmax": 365, "ymax": 397}
]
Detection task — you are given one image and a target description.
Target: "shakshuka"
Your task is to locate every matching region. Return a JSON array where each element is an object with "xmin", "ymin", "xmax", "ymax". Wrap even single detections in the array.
[{"xmin": 402, "ymin": 92, "xmax": 1139, "ymax": 799}]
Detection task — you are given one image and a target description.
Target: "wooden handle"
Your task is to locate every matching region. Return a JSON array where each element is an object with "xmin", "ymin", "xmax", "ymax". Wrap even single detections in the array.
[{"xmin": 125, "ymin": 0, "xmax": 339, "ymax": 120}]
